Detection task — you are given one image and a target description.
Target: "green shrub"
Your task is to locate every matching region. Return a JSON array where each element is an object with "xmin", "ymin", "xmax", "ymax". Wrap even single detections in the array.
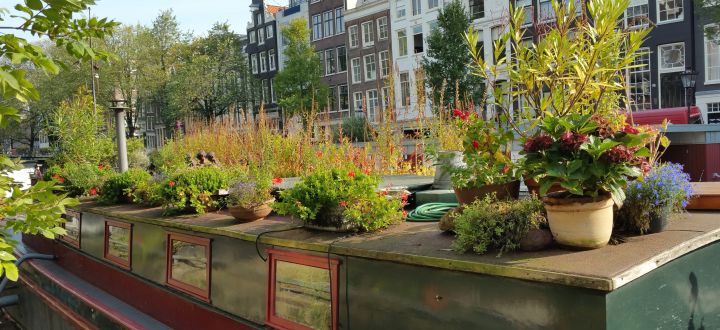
[
  {"xmin": 149, "ymin": 139, "xmax": 188, "ymax": 175},
  {"xmin": 127, "ymin": 138, "xmax": 150, "ymax": 169},
  {"xmin": 159, "ymin": 166, "xmax": 230, "ymax": 214},
  {"xmin": 273, "ymin": 168, "xmax": 403, "ymax": 231},
  {"xmin": 333, "ymin": 116, "xmax": 371, "ymax": 143},
  {"xmin": 49, "ymin": 162, "xmax": 114, "ymax": 197},
  {"xmin": 98, "ymin": 168, "xmax": 152, "ymax": 204},
  {"xmin": 453, "ymin": 195, "xmax": 546, "ymax": 256}
]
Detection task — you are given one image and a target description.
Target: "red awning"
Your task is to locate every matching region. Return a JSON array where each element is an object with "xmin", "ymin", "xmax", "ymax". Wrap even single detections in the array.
[{"xmin": 627, "ymin": 106, "xmax": 702, "ymax": 125}]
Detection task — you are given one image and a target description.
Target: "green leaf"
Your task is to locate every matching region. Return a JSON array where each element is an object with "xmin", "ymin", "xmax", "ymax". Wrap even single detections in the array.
[
  {"xmin": 3, "ymin": 263, "xmax": 18, "ymax": 282},
  {"xmin": 25, "ymin": 0, "xmax": 42, "ymax": 10}
]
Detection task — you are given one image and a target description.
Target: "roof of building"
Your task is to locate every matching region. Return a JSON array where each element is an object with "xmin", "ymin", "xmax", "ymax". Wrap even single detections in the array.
[{"xmin": 266, "ymin": 5, "xmax": 286, "ymax": 15}]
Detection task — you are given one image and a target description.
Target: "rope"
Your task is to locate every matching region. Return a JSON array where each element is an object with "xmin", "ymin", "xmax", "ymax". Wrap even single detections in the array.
[{"xmin": 405, "ymin": 203, "xmax": 459, "ymax": 222}]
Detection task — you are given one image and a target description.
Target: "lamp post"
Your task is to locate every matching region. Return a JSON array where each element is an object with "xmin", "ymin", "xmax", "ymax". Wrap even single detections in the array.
[
  {"xmin": 110, "ymin": 88, "xmax": 129, "ymax": 173},
  {"xmin": 680, "ymin": 69, "xmax": 698, "ymax": 122}
]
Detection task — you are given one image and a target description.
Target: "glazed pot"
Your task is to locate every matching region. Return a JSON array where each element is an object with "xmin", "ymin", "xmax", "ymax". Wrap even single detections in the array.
[
  {"xmin": 453, "ymin": 180, "xmax": 520, "ymax": 205},
  {"xmin": 647, "ymin": 205, "xmax": 672, "ymax": 234},
  {"xmin": 523, "ymin": 178, "xmax": 564, "ymax": 196},
  {"xmin": 228, "ymin": 200, "xmax": 274, "ymax": 222},
  {"xmin": 543, "ymin": 193, "xmax": 614, "ymax": 249}
]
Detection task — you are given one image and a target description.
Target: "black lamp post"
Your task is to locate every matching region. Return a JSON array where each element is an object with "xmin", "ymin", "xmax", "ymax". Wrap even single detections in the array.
[{"xmin": 680, "ymin": 69, "xmax": 698, "ymax": 121}]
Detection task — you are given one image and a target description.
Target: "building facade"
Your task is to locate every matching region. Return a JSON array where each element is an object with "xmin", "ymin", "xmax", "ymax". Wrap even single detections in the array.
[
  {"xmin": 247, "ymin": 0, "xmax": 284, "ymax": 127},
  {"xmin": 345, "ymin": 0, "xmax": 393, "ymax": 124}
]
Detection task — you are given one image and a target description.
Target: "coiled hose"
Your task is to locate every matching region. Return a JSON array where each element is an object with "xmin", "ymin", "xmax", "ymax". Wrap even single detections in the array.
[{"xmin": 405, "ymin": 202, "xmax": 459, "ymax": 222}]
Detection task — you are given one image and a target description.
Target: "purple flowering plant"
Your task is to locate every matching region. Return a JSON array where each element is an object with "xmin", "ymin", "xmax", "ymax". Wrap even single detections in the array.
[{"xmin": 617, "ymin": 162, "xmax": 693, "ymax": 234}]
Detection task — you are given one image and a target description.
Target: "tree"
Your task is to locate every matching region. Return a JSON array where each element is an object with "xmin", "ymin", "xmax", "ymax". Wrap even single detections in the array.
[
  {"xmin": 422, "ymin": 0, "xmax": 484, "ymax": 108},
  {"xmin": 0, "ymin": 0, "xmax": 116, "ymax": 281},
  {"xmin": 697, "ymin": 0, "xmax": 720, "ymax": 41},
  {"xmin": 274, "ymin": 18, "xmax": 328, "ymax": 125}
]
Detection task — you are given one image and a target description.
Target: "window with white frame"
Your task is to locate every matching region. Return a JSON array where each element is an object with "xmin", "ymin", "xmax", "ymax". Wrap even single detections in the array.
[
  {"xmin": 249, "ymin": 30, "xmax": 256, "ymax": 43},
  {"xmin": 625, "ymin": 3, "xmax": 649, "ymax": 29},
  {"xmin": 397, "ymin": 7, "xmax": 406, "ymax": 18},
  {"xmin": 260, "ymin": 52, "xmax": 267, "ymax": 72},
  {"xmin": 269, "ymin": 49, "xmax": 276, "ymax": 71},
  {"xmin": 705, "ymin": 25, "xmax": 720, "ymax": 83},
  {"xmin": 412, "ymin": 0, "xmax": 421, "ymax": 16},
  {"xmin": 628, "ymin": 47, "xmax": 652, "ymax": 111},
  {"xmin": 364, "ymin": 54, "xmax": 376, "ymax": 81},
  {"xmin": 379, "ymin": 50, "xmax": 390, "ymax": 77},
  {"xmin": 657, "ymin": 0, "xmax": 683, "ymax": 23},
  {"xmin": 325, "ymin": 48, "xmax": 336, "ymax": 75},
  {"xmin": 270, "ymin": 79, "xmax": 276, "ymax": 103},
  {"xmin": 337, "ymin": 46, "xmax": 347, "ymax": 72},
  {"xmin": 349, "ymin": 25, "xmax": 359, "ymax": 48},
  {"xmin": 329, "ymin": 86, "xmax": 338, "ymax": 112},
  {"xmin": 256, "ymin": 13, "xmax": 263, "ymax": 25},
  {"xmin": 398, "ymin": 30, "xmax": 408, "ymax": 56},
  {"xmin": 377, "ymin": 17, "xmax": 388, "ymax": 40},
  {"xmin": 708, "ymin": 102, "xmax": 720, "ymax": 124},
  {"xmin": 659, "ymin": 43, "xmax": 685, "ymax": 71},
  {"xmin": 428, "ymin": 0, "xmax": 439, "ymax": 9},
  {"xmin": 538, "ymin": 0, "xmax": 555, "ymax": 21},
  {"xmin": 354, "ymin": 92, "xmax": 364, "ymax": 111},
  {"xmin": 317, "ymin": 51, "xmax": 324, "ymax": 75},
  {"xmin": 339, "ymin": 85, "xmax": 349, "ymax": 110},
  {"xmin": 351, "ymin": 58, "xmax": 362, "ymax": 84},
  {"xmin": 266, "ymin": 25, "xmax": 274, "ymax": 39},
  {"xmin": 413, "ymin": 25, "xmax": 423, "ymax": 54},
  {"xmin": 366, "ymin": 89, "xmax": 379, "ymax": 122},
  {"xmin": 251, "ymin": 54, "xmax": 258, "ymax": 74},
  {"xmin": 312, "ymin": 14, "xmax": 322, "ymax": 40},
  {"xmin": 362, "ymin": 21, "xmax": 375, "ymax": 47},
  {"xmin": 259, "ymin": 28, "xmax": 265, "ymax": 45},
  {"xmin": 335, "ymin": 8, "xmax": 344, "ymax": 33},
  {"xmin": 515, "ymin": 0, "xmax": 533, "ymax": 26},
  {"xmin": 658, "ymin": 43, "xmax": 685, "ymax": 108},
  {"xmin": 469, "ymin": 0, "xmax": 484, "ymax": 19},
  {"xmin": 262, "ymin": 79, "xmax": 268, "ymax": 102},
  {"xmin": 323, "ymin": 11, "xmax": 334, "ymax": 37},
  {"xmin": 381, "ymin": 87, "xmax": 390, "ymax": 109},
  {"xmin": 400, "ymin": 72, "xmax": 411, "ymax": 106}
]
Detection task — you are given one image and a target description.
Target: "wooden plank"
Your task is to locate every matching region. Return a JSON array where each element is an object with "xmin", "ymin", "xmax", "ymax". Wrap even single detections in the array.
[{"xmin": 687, "ymin": 182, "xmax": 720, "ymax": 210}]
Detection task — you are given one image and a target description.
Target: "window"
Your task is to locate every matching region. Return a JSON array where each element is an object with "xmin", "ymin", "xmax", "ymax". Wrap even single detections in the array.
[
  {"xmin": 166, "ymin": 233, "xmax": 211, "ymax": 301},
  {"xmin": 317, "ymin": 51, "xmax": 324, "ymax": 75},
  {"xmin": 658, "ymin": 0, "xmax": 683, "ymax": 22},
  {"xmin": 349, "ymin": 25, "xmax": 359, "ymax": 48},
  {"xmin": 428, "ymin": 0, "xmax": 439, "ymax": 9},
  {"xmin": 366, "ymin": 89, "xmax": 379, "ymax": 122},
  {"xmin": 625, "ymin": 3, "xmax": 649, "ymax": 29},
  {"xmin": 325, "ymin": 48, "xmax": 336, "ymax": 75},
  {"xmin": 658, "ymin": 43, "xmax": 685, "ymax": 108},
  {"xmin": 104, "ymin": 220, "xmax": 132, "ymax": 269},
  {"xmin": 659, "ymin": 43, "xmax": 685, "ymax": 71},
  {"xmin": 262, "ymin": 79, "xmax": 269, "ymax": 102},
  {"xmin": 412, "ymin": 0, "xmax": 421, "ymax": 15},
  {"xmin": 337, "ymin": 46, "xmax": 347, "ymax": 72},
  {"xmin": 705, "ymin": 25, "xmax": 720, "ymax": 83},
  {"xmin": 323, "ymin": 11, "xmax": 334, "ymax": 37},
  {"xmin": 266, "ymin": 25, "xmax": 274, "ymax": 39},
  {"xmin": 381, "ymin": 87, "xmax": 390, "ymax": 109},
  {"xmin": 628, "ymin": 47, "xmax": 651, "ymax": 111},
  {"xmin": 516, "ymin": 0, "xmax": 533, "ymax": 26},
  {"xmin": 312, "ymin": 14, "xmax": 322, "ymax": 40},
  {"xmin": 491, "ymin": 26, "xmax": 506, "ymax": 64},
  {"xmin": 377, "ymin": 17, "xmax": 388, "ymax": 40},
  {"xmin": 398, "ymin": 30, "xmax": 408, "ymax": 56},
  {"xmin": 364, "ymin": 54, "xmax": 376, "ymax": 81},
  {"xmin": 362, "ymin": 21, "xmax": 375, "ymax": 47},
  {"xmin": 470, "ymin": 0, "xmax": 484, "ymax": 19},
  {"xmin": 335, "ymin": 8, "xmax": 345, "ymax": 33},
  {"xmin": 397, "ymin": 7, "xmax": 406, "ymax": 18},
  {"xmin": 339, "ymin": 85, "xmax": 349, "ymax": 110},
  {"xmin": 379, "ymin": 50, "xmax": 390, "ymax": 77},
  {"xmin": 354, "ymin": 92, "xmax": 364, "ymax": 111},
  {"xmin": 249, "ymin": 30, "xmax": 256, "ymax": 44},
  {"xmin": 708, "ymin": 102, "xmax": 720, "ymax": 124},
  {"xmin": 255, "ymin": 13, "xmax": 263, "ymax": 25},
  {"xmin": 269, "ymin": 49, "xmax": 276, "ymax": 71},
  {"xmin": 259, "ymin": 28, "xmax": 265, "ymax": 45},
  {"xmin": 413, "ymin": 25, "xmax": 424, "ymax": 54},
  {"xmin": 251, "ymin": 54, "xmax": 258, "ymax": 74},
  {"xmin": 270, "ymin": 78, "xmax": 276, "ymax": 103},
  {"xmin": 329, "ymin": 86, "xmax": 338, "ymax": 112},
  {"xmin": 351, "ymin": 57, "xmax": 362, "ymax": 84},
  {"xmin": 538, "ymin": 0, "xmax": 555, "ymax": 21},
  {"xmin": 260, "ymin": 51, "xmax": 267, "ymax": 72},
  {"xmin": 400, "ymin": 72, "xmax": 411, "ymax": 106}
]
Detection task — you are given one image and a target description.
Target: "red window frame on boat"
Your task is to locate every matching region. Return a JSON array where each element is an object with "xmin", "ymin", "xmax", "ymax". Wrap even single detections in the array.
[
  {"xmin": 165, "ymin": 232, "xmax": 212, "ymax": 302},
  {"xmin": 59, "ymin": 210, "xmax": 81, "ymax": 248},
  {"xmin": 103, "ymin": 220, "xmax": 132, "ymax": 270},
  {"xmin": 266, "ymin": 249, "xmax": 340, "ymax": 330}
]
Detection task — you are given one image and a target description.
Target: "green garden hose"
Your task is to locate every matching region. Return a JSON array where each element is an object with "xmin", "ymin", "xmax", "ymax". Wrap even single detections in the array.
[{"xmin": 405, "ymin": 203, "xmax": 459, "ymax": 222}]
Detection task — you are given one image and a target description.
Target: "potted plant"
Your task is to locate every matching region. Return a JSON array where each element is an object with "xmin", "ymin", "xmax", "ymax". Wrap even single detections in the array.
[
  {"xmin": 272, "ymin": 167, "xmax": 404, "ymax": 232},
  {"xmin": 617, "ymin": 163, "xmax": 693, "ymax": 234},
  {"xmin": 449, "ymin": 109, "xmax": 520, "ymax": 204},
  {"xmin": 226, "ymin": 170, "xmax": 274, "ymax": 222}
]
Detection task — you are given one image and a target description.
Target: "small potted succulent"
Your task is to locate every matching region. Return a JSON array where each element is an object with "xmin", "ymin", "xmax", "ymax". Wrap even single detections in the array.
[
  {"xmin": 272, "ymin": 167, "xmax": 404, "ymax": 232},
  {"xmin": 617, "ymin": 162, "xmax": 693, "ymax": 234},
  {"xmin": 226, "ymin": 172, "xmax": 275, "ymax": 222}
]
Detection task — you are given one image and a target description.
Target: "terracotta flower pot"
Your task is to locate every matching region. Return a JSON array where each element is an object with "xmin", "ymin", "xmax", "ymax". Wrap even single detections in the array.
[
  {"xmin": 228, "ymin": 200, "xmax": 273, "ymax": 222},
  {"xmin": 523, "ymin": 178, "xmax": 564, "ymax": 196},
  {"xmin": 543, "ymin": 193, "xmax": 614, "ymax": 249},
  {"xmin": 453, "ymin": 181, "xmax": 520, "ymax": 205}
]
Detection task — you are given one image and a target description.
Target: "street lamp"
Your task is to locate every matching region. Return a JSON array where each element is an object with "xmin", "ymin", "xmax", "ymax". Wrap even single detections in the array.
[
  {"xmin": 110, "ymin": 88, "xmax": 129, "ymax": 173},
  {"xmin": 680, "ymin": 69, "xmax": 698, "ymax": 120}
]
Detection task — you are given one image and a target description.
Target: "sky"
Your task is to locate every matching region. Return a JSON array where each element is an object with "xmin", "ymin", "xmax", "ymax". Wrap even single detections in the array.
[{"xmin": 0, "ymin": 0, "xmax": 256, "ymax": 40}]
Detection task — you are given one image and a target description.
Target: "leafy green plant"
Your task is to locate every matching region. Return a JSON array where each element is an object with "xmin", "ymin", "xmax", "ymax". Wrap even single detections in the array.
[
  {"xmin": 98, "ymin": 168, "xmax": 152, "ymax": 204},
  {"xmin": 227, "ymin": 167, "xmax": 273, "ymax": 209},
  {"xmin": 452, "ymin": 195, "xmax": 546, "ymax": 256},
  {"xmin": 50, "ymin": 162, "xmax": 114, "ymax": 197},
  {"xmin": 159, "ymin": 166, "xmax": 230, "ymax": 214},
  {"xmin": 272, "ymin": 168, "xmax": 404, "ymax": 231}
]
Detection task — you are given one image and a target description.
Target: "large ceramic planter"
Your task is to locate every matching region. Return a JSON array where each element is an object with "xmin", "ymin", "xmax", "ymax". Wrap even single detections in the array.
[
  {"xmin": 543, "ymin": 193, "xmax": 614, "ymax": 249},
  {"xmin": 523, "ymin": 178, "xmax": 564, "ymax": 196},
  {"xmin": 453, "ymin": 180, "xmax": 520, "ymax": 205},
  {"xmin": 432, "ymin": 151, "xmax": 464, "ymax": 190},
  {"xmin": 228, "ymin": 200, "xmax": 274, "ymax": 222}
]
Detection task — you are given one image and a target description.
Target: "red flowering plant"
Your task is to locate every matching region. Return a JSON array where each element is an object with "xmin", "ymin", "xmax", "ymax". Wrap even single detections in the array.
[
  {"xmin": 521, "ymin": 112, "xmax": 657, "ymax": 205},
  {"xmin": 448, "ymin": 109, "xmax": 519, "ymax": 189},
  {"xmin": 272, "ymin": 166, "xmax": 404, "ymax": 231}
]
